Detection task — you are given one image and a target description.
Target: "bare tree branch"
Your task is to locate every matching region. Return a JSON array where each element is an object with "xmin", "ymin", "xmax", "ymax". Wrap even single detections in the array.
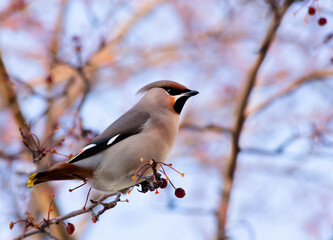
[
  {"xmin": 0, "ymin": 0, "xmax": 26, "ymax": 21},
  {"xmin": 0, "ymin": 55, "xmax": 27, "ymax": 129},
  {"xmin": 14, "ymin": 193, "xmax": 119, "ymax": 240},
  {"xmin": 0, "ymin": 54, "xmax": 70, "ymax": 239},
  {"xmin": 180, "ymin": 123, "xmax": 233, "ymax": 135},
  {"xmin": 74, "ymin": 66, "xmax": 91, "ymax": 114},
  {"xmin": 216, "ymin": 1, "xmax": 295, "ymax": 239},
  {"xmin": 246, "ymin": 70, "xmax": 333, "ymax": 117},
  {"xmin": 242, "ymin": 147, "xmax": 333, "ymax": 159},
  {"xmin": 49, "ymin": 0, "xmax": 68, "ymax": 56},
  {"xmin": 88, "ymin": 0, "xmax": 164, "ymax": 66}
]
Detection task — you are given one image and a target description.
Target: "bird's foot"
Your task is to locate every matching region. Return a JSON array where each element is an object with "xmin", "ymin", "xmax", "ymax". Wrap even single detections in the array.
[{"xmin": 137, "ymin": 174, "xmax": 163, "ymax": 193}]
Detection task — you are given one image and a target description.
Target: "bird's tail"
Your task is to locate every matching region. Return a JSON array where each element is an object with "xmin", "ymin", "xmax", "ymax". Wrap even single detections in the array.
[{"xmin": 27, "ymin": 163, "xmax": 93, "ymax": 187}]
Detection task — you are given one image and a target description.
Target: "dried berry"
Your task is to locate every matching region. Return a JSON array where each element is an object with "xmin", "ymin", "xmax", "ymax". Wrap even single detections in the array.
[
  {"xmin": 66, "ymin": 223, "xmax": 75, "ymax": 235},
  {"xmin": 175, "ymin": 188, "xmax": 186, "ymax": 198},
  {"xmin": 46, "ymin": 75, "xmax": 53, "ymax": 85},
  {"xmin": 318, "ymin": 17, "xmax": 327, "ymax": 26},
  {"xmin": 75, "ymin": 45, "xmax": 82, "ymax": 52},
  {"xmin": 308, "ymin": 7, "xmax": 316, "ymax": 15},
  {"xmin": 72, "ymin": 36, "xmax": 79, "ymax": 42},
  {"xmin": 160, "ymin": 178, "xmax": 167, "ymax": 189}
]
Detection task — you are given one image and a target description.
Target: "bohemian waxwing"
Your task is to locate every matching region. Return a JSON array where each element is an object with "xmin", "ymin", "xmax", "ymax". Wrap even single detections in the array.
[{"xmin": 27, "ymin": 80, "xmax": 199, "ymax": 192}]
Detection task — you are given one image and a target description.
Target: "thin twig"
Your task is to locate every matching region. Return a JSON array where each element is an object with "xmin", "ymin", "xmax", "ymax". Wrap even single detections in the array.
[
  {"xmin": 246, "ymin": 70, "xmax": 333, "ymax": 117},
  {"xmin": 241, "ymin": 147, "xmax": 333, "ymax": 158},
  {"xmin": 0, "ymin": 55, "xmax": 27, "ymax": 129},
  {"xmin": 87, "ymin": 0, "xmax": 164, "ymax": 65},
  {"xmin": 49, "ymin": 0, "xmax": 68, "ymax": 56},
  {"xmin": 72, "ymin": 0, "xmax": 165, "ymax": 113},
  {"xmin": 75, "ymin": 66, "xmax": 91, "ymax": 114},
  {"xmin": 13, "ymin": 193, "xmax": 118, "ymax": 240},
  {"xmin": 180, "ymin": 123, "xmax": 233, "ymax": 135},
  {"xmin": 0, "ymin": 150, "xmax": 20, "ymax": 161}
]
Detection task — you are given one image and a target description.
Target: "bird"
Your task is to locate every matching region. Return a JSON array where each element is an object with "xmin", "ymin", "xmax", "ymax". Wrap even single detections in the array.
[{"xmin": 27, "ymin": 80, "xmax": 199, "ymax": 193}]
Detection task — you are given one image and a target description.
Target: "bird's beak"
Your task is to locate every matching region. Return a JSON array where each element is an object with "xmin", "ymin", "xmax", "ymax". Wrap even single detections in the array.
[{"xmin": 185, "ymin": 90, "xmax": 199, "ymax": 97}]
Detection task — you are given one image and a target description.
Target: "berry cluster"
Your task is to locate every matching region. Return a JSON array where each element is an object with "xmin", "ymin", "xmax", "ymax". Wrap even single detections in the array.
[
  {"xmin": 128, "ymin": 158, "xmax": 186, "ymax": 198},
  {"xmin": 307, "ymin": 5, "xmax": 327, "ymax": 26},
  {"xmin": 72, "ymin": 36, "xmax": 82, "ymax": 52}
]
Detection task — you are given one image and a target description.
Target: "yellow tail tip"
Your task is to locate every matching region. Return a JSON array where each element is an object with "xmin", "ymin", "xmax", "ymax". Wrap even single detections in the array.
[{"xmin": 27, "ymin": 173, "xmax": 38, "ymax": 187}]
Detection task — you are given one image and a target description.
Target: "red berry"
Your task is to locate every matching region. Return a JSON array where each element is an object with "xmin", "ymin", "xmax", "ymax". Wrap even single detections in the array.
[
  {"xmin": 46, "ymin": 75, "xmax": 53, "ymax": 85},
  {"xmin": 175, "ymin": 188, "xmax": 186, "ymax": 198},
  {"xmin": 75, "ymin": 45, "xmax": 82, "ymax": 52},
  {"xmin": 66, "ymin": 223, "xmax": 75, "ymax": 235},
  {"xmin": 160, "ymin": 178, "xmax": 167, "ymax": 189},
  {"xmin": 318, "ymin": 17, "xmax": 327, "ymax": 26},
  {"xmin": 308, "ymin": 7, "xmax": 316, "ymax": 15}
]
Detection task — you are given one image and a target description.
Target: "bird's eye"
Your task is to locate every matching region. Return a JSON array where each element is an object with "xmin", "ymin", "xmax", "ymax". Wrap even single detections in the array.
[{"xmin": 163, "ymin": 87, "xmax": 182, "ymax": 96}]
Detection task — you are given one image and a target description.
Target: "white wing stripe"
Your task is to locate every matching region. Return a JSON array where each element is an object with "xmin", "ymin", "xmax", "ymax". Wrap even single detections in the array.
[
  {"xmin": 81, "ymin": 144, "xmax": 96, "ymax": 151},
  {"xmin": 107, "ymin": 134, "xmax": 120, "ymax": 145}
]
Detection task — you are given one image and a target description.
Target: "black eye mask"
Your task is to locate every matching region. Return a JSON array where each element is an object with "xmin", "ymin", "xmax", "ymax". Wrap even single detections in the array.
[{"xmin": 162, "ymin": 87, "xmax": 191, "ymax": 96}]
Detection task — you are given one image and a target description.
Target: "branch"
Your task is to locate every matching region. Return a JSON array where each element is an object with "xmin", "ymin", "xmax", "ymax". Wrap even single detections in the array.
[
  {"xmin": 87, "ymin": 0, "xmax": 164, "ymax": 65},
  {"xmin": 69, "ymin": 0, "xmax": 164, "ymax": 114},
  {"xmin": 241, "ymin": 147, "xmax": 333, "ymax": 159},
  {"xmin": 75, "ymin": 66, "xmax": 91, "ymax": 114},
  {"xmin": 0, "ymin": 0, "xmax": 26, "ymax": 21},
  {"xmin": 40, "ymin": 0, "xmax": 164, "ymax": 119},
  {"xmin": 216, "ymin": 1, "xmax": 295, "ymax": 239},
  {"xmin": 0, "ymin": 54, "xmax": 27, "ymax": 129},
  {"xmin": 246, "ymin": 70, "xmax": 333, "ymax": 117},
  {"xmin": 0, "ymin": 54, "xmax": 70, "ymax": 239},
  {"xmin": 180, "ymin": 123, "xmax": 233, "ymax": 135},
  {"xmin": 0, "ymin": 149, "xmax": 20, "ymax": 161},
  {"xmin": 14, "ymin": 193, "xmax": 119, "ymax": 240},
  {"xmin": 49, "ymin": 0, "xmax": 68, "ymax": 56}
]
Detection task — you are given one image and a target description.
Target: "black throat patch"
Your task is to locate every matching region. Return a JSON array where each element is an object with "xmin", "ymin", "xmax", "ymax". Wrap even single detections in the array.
[{"xmin": 174, "ymin": 96, "xmax": 190, "ymax": 114}]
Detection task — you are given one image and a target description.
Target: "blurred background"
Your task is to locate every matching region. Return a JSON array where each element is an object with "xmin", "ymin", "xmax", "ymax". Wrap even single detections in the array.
[{"xmin": 1, "ymin": 0, "xmax": 333, "ymax": 239}]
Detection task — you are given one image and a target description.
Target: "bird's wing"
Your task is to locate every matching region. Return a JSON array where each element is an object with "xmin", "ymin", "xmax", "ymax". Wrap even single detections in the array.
[{"xmin": 68, "ymin": 111, "xmax": 150, "ymax": 163}]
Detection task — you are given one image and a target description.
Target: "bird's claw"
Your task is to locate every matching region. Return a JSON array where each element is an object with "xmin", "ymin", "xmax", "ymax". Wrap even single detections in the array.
[{"xmin": 137, "ymin": 174, "xmax": 163, "ymax": 193}]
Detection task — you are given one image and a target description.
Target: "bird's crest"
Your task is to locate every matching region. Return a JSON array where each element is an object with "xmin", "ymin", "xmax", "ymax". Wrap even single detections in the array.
[{"xmin": 137, "ymin": 80, "xmax": 187, "ymax": 94}]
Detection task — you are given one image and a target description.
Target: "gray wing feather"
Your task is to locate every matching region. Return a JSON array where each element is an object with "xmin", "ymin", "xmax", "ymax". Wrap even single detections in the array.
[{"xmin": 68, "ymin": 111, "xmax": 150, "ymax": 163}]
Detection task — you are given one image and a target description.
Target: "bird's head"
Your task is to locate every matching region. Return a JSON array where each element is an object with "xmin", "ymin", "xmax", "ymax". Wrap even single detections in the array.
[{"xmin": 137, "ymin": 80, "xmax": 199, "ymax": 114}]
